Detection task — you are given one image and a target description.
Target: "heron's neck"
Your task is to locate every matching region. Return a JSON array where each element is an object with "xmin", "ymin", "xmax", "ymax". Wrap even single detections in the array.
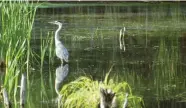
[{"xmin": 55, "ymin": 24, "xmax": 62, "ymax": 44}]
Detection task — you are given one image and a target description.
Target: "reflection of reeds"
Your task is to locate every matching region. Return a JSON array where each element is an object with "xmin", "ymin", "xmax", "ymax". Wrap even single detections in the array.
[
  {"xmin": 119, "ymin": 27, "xmax": 126, "ymax": 52},
  {"xmin": 40, "ymin": 32, "xmax": 52, "ymax": 103},
  {"xmin": 153, "ymin": 35, "xmax": 180, "ymax": 101}
]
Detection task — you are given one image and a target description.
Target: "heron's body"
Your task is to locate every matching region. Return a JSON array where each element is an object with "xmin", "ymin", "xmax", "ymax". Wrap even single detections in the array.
[
  {"xmin": 55, "ymin": 41, "xmax": 69, "ymax": 62},
  {"xmin": 50, "ymin": 21, "xmax": 69, "ymax": 63}
]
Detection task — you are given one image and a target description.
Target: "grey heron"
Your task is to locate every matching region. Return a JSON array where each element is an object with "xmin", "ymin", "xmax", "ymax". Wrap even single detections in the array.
[{"xmin": 49, "ymin": 21, "xmax": 69, "ymax": 64}]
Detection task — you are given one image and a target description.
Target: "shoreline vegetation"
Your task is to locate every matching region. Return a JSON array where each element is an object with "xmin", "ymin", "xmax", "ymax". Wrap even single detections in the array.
[
  {"xmin": 36, "ymin": 2, "xmax": 184, "ymax": 8},
  {"xmin": 0, "ymin": 0, "xmax": 37, "ymax": 107},
  {"xmin": 60, "ymin": 72, "xmax": 144, "ymax": 108}
]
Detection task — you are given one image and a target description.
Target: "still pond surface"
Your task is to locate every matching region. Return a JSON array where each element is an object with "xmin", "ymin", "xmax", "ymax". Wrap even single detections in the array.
[{"xmin": 33, "ymin": 2, "xmax": 186, "ymax": 108}]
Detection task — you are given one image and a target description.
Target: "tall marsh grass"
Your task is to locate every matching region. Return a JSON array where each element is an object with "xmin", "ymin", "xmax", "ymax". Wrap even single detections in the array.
[
  {"xmin": 39, "ymin": 31, "xmax": 56, "ymax": 105},
  {"xmin": 0, "ymin": 0, "xmax": 37, "ymax": 107}
]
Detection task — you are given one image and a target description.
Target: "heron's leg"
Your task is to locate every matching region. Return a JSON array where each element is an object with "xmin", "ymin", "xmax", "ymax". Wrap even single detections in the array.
[
  {"xmin": 57, "ymin": 95, "xmax": 62, "ymax": 108},
  {"xmin": 61, "ymin": 60, "xmax": 63, "ymax": 66}
]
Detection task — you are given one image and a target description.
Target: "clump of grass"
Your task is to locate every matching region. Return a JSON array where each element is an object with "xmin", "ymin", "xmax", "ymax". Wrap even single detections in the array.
[{"xmin": 60, "ymin": 72, "xmax": 144, "ymax": 108}]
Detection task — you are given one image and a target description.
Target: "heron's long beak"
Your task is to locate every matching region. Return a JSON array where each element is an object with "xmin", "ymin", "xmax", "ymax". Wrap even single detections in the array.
[{"xmin": 48, "ymin": 21, "xmax": 55, "ymax": 24}]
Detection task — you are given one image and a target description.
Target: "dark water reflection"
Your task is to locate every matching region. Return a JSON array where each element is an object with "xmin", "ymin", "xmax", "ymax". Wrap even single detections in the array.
[{"xmin": 29, "ymin": 2, "xmax": 186, "ymax": 108}]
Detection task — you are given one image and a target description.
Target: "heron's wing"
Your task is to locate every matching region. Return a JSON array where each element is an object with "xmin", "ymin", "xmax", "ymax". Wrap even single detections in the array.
[
  {"xmin": 62, "ymin": 46, "xmax": 69, "ymax": 61},
  {"xmin": 56, "ymin": 43, "xmax": 69, "ymax": 61}
]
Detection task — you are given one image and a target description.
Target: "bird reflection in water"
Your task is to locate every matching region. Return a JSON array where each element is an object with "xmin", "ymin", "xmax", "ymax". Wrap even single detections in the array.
[{"xmin": 55, "ymin": 64, "xmax": 69, "ymax": 107}]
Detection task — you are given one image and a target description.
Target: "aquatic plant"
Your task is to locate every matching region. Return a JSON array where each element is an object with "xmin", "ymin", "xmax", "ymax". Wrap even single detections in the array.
[
  {"xmin": 153, "ymin": 35, "xmax": 180, "ymax": 97},
  {"xmin": 39, "ymin": 31, "xmax": 56, "ymax": 105},
  {"xmin": 60, "ymin": 72, "xmax": 144, "ymax": 108}
]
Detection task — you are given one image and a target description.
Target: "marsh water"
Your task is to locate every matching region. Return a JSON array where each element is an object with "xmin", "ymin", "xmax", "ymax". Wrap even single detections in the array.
[
  {"xmin": 1, "ymin": 2, "xmax": 186, "ymax": 108},
  {"xmin": 33, "ymin": 2, "xmax": 186, "ymax": 108}
]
